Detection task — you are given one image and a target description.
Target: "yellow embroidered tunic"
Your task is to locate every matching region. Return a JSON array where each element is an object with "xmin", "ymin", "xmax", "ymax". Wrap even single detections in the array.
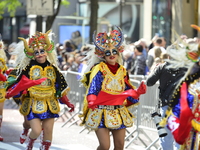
[
  {"xmin": 80, "ymin": 62, "xmax": 138, "ymax": 130},
  {"xmin": 10, "ymin": 60, "xmax": 69, "ymax": 120},
  {"xmin": 0, "ymin": 58, "xmax": 7, "ymax": 102}
]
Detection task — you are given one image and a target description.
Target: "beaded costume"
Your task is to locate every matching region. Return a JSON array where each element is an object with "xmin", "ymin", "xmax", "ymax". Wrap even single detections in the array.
[
  {"xmin": 160, "ymin": 25, "xmax": 200, "ymax": 150},
  {"xmin": 79, "ymin": 26, "xmax": 145, "ymax": 130},
  {"xmin": 7, "ymin": 31, "xmax": 70, "ymax": 121},
  {"xmin": 0, "ymin": 39, "xmax": 7, "ymax": 103}
]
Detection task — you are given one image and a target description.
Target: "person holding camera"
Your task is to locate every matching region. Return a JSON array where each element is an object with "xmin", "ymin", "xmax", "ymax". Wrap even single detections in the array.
[{"xmin": 146, "ymin": 52, "xmax": 187, "ymax": 150}]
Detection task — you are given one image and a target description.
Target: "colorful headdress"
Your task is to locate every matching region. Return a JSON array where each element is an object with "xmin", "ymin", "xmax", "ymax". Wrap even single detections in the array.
[
  {"xmin": 0, "ymin": 33, "xmax": 7, "ymax": 71},
  {"xmin": 186, "ymin": 44, "xmax": 200, "ymax": 62},
  {"xmin": 18, "ymin": 30, "xmax": 54, "ymax": 59},
  {"xmin": 93, "ymin": 26, "xmax": 124, "ymax": 57}
]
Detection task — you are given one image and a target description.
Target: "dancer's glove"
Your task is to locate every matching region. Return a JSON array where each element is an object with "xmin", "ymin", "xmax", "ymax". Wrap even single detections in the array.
[
  {"xmin": 0, "ymin": 69, "xmax": 6, "ymax": 81},
  {"xmin": 136, "ymin": 81, "xmax": 146, "ymax": 95},
  {"xmin": 87, "ymin": 94, "xmax": 97, "ymax": 110},
  {"xmin": 131, "ymin": 81, "xmax": 146, "ymax": 99},
  {"xmin": 60, "ymin": 95, "xmax": 74, "ymax": 112}
]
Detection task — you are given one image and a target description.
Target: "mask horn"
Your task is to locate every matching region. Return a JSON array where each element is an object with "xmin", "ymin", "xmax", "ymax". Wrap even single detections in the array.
[
  {"xmin": 115, "ymin": 26, "xmax": 124, "ymax": 48},
  {"xmin": 93, "ymin": 31, "xmax": 105, "ymax": 52}
]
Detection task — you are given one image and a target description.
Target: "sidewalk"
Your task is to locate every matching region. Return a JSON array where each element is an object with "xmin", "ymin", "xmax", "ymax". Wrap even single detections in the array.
[{"xmin": 0, "ymin": 99, "xmax": 160, "ymax": 150}]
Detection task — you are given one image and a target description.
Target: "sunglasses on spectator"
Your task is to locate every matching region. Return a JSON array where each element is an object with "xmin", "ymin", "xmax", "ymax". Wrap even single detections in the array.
[
  {"xmin": 34, "ymin": 49, "xmax": 45, "ymax": 56},
  {"xmin": 105, "ymin": 49, "xmax": 118, "ymax": 56}
]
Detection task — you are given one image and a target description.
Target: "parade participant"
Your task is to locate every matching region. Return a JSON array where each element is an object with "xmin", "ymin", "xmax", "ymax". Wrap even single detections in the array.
[
  {"xmin": 6, "ymin": 30, "xmax": 74, "ymax": 150},
  {"xmin": 146, "ymin": 53, "xmax": 187, "ymax": 150},
  {"xmin": 160, "ymin": 24, "xmax": 200, "ymax": 150},
  {"xmin": 79, "ymin": 26, "xmax": 146, "ymax": 150},
  {"xmin": 6, "ymin": 67, "xmax": 31, "ymax": 144},
  {"xmin": 0, "ymin": 34, "xmax": 8, "ymax": 141}
]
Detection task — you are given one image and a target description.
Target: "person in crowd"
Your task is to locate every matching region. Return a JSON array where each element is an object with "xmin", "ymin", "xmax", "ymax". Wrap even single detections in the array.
[
  {"xmin": 149, "ymin": 47, "xmax": 162, "ymax": 73},
  {"xmin": 5, "ymin": 30, "xmax": 74, "ymax": 150},
  {"xmin": 79, "ymin": 26, "xmax": 146, "ymax": 150},
  {"xmin": 146, "ymin": 38, "xmax": 188, "ymax": 150},
  {"xmin": 146, "ymin": 37, "xmax": 166, "ymax": 71},
  {"xmin": 130, "ymin": 44, "xmax": 146, "ymax": 75},
  {"xmin": 161, "ymin": 24, "xmax": 200, "ymax": 150},
  {"xmin": 64, "ymin": 40, "xmax": 75, "ymax": 53},
  {"xmin": 55, "ymin": 43, "xmax": 64, "ymax": 67},
  {"xmin": 0, "ymin": 34, "xmax": 8, "ymax": 141},
  {"xmin": 122, "ymin": 44, "xmax": 134, "ymax": 74},
  {"xmin": 61, "ymin": 54, "xmax": 74, "ymax": 71}
]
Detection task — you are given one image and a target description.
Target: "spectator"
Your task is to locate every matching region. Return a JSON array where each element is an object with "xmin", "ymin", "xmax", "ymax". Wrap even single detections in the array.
[
  {"xmin": 149, "ymin": 47, "xmax": 162, "ymax": 73},
  {"xmin": 146, "ymin": 37, "xmax": 166, "ymax": 71},
  {"xmin": 64, "ymin": 40, "xmax": 75, "ymax": 53},
  {"xmin": 146, "ymin": 46, "xmax": 187, "ymax": 150},
  {"xmin": 122, "ymin": 44, "xmax": 134, "ymax": 74},
  {"xmin": 130, "ymin": 45, "xmax": 146, "ymax": 75}
]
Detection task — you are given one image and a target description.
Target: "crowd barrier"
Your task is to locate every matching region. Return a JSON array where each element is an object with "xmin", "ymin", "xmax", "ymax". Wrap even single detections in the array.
[{"xmin": 59, "ymin": 71, "xmax": 161, "ymax": 149}]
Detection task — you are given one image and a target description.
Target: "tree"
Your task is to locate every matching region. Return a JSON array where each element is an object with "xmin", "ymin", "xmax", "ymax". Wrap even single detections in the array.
[
  {"xmin": 0, "ymin": 0, "xmax": 70, "ymax": 32},
  {"xmin": 0, "ymin": 0, "xmax": 21, "ymax": 19},
  {"xmin": 89, "ymin": 0, "xmax": 98, "ymax": 43},
  {"xmin": 41, "ymin": 0, "xmax": 70, "ymax": 32}
]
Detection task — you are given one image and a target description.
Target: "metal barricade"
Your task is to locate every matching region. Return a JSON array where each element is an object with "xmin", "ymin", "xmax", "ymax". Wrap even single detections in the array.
[
  {"xmin": 125, "ymin": 79, "xmax": 141, "ymax": 145},
  {"xmin": 58, "ymin": 71, "xmax": 86, "ymax": 128},
  {"xmin": 125, "ymin": 80, "xmax": 161, "ymax": 149},
  {"xmin": 129, "ymin": 75, "xmax": 145, "ymax": 81}
]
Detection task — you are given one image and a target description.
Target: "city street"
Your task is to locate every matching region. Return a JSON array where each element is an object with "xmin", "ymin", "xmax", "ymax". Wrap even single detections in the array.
[{"xmin": 0, "ymin": 99, "xmax": 159, "ymax": 150}]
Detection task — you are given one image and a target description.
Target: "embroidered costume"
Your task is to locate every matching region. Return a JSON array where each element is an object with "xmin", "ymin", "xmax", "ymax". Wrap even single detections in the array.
[
  {"xmin": 0, "ymin": 34, "xmax": 8, "ymax": 141},
  {"xmin": 6, "ymin": 31, "xmax": 72, "ymax": 120},
  {"xmin": 79, "ymin": 26, "xmax": 146, "ymax": 130},
  {"xmin": 160, "ymin": 24, "xmax": 200, "ymax": 150},
  {"xmin": 6, "ymin": 30, "xmax": 74, "ymax": 150}
]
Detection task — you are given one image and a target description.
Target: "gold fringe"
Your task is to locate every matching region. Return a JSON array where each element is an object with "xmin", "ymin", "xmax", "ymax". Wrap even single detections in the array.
[
  {"xmin": 191, "ymin": 120, "xmax": 200, "ymax": 132},
  {"xmin": 179, "ymin": 144, "xmax": 186, "ymax": 150},
  {"xmin": 61, "ymin": 87, "xmax": 70, "ymax": 97}
]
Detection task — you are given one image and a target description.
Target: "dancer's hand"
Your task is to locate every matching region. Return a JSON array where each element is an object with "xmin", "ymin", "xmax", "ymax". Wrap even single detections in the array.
[{"xmin": 60, "ymin": 95, "xmax": 75, "ymax": 112}]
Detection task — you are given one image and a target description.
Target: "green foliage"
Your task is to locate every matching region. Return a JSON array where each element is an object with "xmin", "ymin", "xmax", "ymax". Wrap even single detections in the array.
[
  {"xmin": 61, "ymin": 0, "xmax": 70, "ymax": 8},
  {"xmin": 0, "ymin": 0, "xmax": 21, "ymax": 19},
  {"xmin": 0, "ymin": 0, "xmax": 70, "ymax": 19}
]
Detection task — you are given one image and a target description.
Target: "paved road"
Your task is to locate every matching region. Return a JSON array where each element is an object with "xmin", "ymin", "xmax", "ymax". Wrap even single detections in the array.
[{"xmin": 0, "ymin": 99, "xmax": 160, "ymax": 150}]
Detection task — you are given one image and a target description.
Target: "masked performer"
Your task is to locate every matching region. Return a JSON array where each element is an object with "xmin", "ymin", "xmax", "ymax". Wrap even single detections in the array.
[
  {"xmin": 160, "ymin": 24, "xmax": 200, "ymax": 150},
  {"xmin": 79, "ymin": 26, "xmax": 146, "ymax": 150},
  {"xmin": 6, "ymin": 30, "xmax": 74, "ymax": 150},
  {"xmin": 0, "ymin": 35, "xmax": 8, "ymax": 141}
]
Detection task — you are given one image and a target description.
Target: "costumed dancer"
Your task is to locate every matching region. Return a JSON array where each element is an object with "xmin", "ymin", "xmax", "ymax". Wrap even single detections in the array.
[
  {"xmin": 160, "ymin": 24, "xmax": 200, "ymax": 150},
  {"xmin": 79, "ymin": 26, "xmax": 146, "ymax": 150},
  {"xmin": 0, "ymin": 34, "xmax": 8, "ymax": 141},
  {"xmin": 6, "ymin": 30, "xmax": 74, "ymax": 150},
  {"xmin": 6, "ymin": 67, "xmax": 31, "ymax": 144}
]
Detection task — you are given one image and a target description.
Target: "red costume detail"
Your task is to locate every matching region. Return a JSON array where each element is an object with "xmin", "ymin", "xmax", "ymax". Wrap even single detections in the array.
[
  {"xmin": 6, "ymin": 75, "xmax": 47, "ymax": 98},
  {"xmin": 60, "ymin": 95, "xmax": 75, "ymax": 112},
  {"xmin": 172, "ymin": 82, "xmax": 194, "ymax": 144},
  {"xmin": 106, "ymin": 63, "xmax": 119, "ymax": 74}
]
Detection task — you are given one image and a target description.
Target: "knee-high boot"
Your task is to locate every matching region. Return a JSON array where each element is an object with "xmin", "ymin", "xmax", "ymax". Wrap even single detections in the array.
[
  {"xmin": 20, "ymin": 128, "xmax": 30, "ymax": 144},
  {"xmin": 25, "ymin": 137, "xmax": 36, "ymax": 150},
  {"xmin": 40, "ymin": 140, "xmax": 51, "ymax": 150},
  {"xmin": 0, "ymin": 115, "xmax": 3, "ymax": 141}
]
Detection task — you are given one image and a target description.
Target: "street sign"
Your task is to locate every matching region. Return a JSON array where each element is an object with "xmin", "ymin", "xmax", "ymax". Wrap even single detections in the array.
[{"xmin": 27, "ymin": 0, "xmax": 53, "ymax": 16}]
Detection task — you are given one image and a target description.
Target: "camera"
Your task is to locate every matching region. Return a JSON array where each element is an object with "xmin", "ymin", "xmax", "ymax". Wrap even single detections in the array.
[{"xmin": 151, "ymin": 112, "xmax": 167, "ymax": 137}]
